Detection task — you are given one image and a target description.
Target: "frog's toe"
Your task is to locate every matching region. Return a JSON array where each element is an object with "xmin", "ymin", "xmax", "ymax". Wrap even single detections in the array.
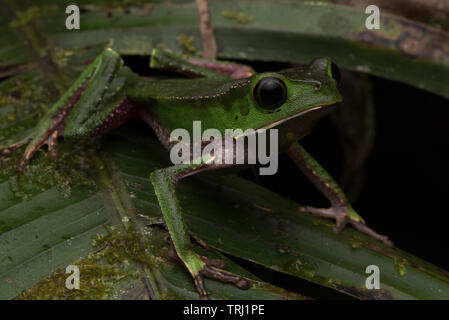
[
  {"xmin": 0, "ymin": 123, "xmax": 64, "ymax": 169},
  {"xmin": 300, "ymin": 205, "xmax": 341, "ymax": 222},
  {"xmin": 300, "ymin": 205, "xmax": 348, "ymax": 232},
  {"xmin": 0, "ymin": 138, "xmax": 31, "ymax": 156},
  {"xmin": 17, "ymin": 127, "xmax": 63, "ymax": 169},
  {"xmin": 347, "ymin": 219, "xmax": 394, "ymax": 247},
  {"xmin": 19, "ymin": 131, "xmax": 58, "ymax": 170},
  {"xmin": 194, "ymin": 255, "xmax": 251, "ymax": 300}
]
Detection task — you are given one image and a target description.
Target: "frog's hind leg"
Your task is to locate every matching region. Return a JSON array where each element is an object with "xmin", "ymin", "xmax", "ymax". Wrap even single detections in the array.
[
  {"xmin": 288, "ymin": 142, "xmax": 393, "ymax": 247},
  {"xmin": 150, "ymin": 163, "xmax": 251, "ymax": 299},
  {"xmin": 88, "ymin": 98, "xmax": 139, "ymax": 138}
]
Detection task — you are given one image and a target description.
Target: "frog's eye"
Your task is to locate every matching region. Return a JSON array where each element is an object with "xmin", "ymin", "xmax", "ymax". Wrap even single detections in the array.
[
  {"xmin": 253, "ymin": 77, "xmax": 287, "ymax": 110},
  {"xmin": 330, "ymin": 62, "xmax": 341, "ymax": 85}
]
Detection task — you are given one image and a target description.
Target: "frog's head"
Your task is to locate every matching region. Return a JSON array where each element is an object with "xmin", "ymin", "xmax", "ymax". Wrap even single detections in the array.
[{"xmin": 234, "ymin": 58, "xmax": 342, "ymax": 145}]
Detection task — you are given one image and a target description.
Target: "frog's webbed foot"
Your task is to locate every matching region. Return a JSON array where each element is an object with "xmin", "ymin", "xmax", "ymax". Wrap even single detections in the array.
[
  {"xmin": 300, "ymin": 205, "xmax": 393, "ymax": 247},
  {"xmin": 194, "ymin": 255, "xmax": 251, "ymax": 300},
  {"xmin": 163, "ymin": 225, "xmax": 250, "ymax": 299},
  {"xmin": 0, "ymin": 123, "xmax": 62, "ymax": 169},
  {"xmin": 288, "ymin": 142, "xmax": 393, "ymax": 247}
]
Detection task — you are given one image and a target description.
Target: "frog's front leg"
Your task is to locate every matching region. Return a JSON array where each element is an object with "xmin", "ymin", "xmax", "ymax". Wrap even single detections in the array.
[
  {"xmin": 0, "ymin": 49, "xmax": 137, "ymax": 168},
  {"xmin": 288, "ymin": 142, "xmax": 393, "ymax": 247},
  {"xmin": 150, "ymin": 163, "xmax": 251, "ymax": 299}
]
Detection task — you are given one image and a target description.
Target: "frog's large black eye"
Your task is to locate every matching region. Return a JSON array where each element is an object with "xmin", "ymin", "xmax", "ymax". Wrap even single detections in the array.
[
  {"xmin": 331, "ymin": 62, "xmax": 341, "ymax": 85},
  {"xmin": 253, "ymin": 77, "xmax": 287, "ymax": 110}
]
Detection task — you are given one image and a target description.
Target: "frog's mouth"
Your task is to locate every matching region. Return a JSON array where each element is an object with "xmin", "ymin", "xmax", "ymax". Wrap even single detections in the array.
[{"xmin": 258, "ymin": 103, "xmax": 337, "ymax": 131}]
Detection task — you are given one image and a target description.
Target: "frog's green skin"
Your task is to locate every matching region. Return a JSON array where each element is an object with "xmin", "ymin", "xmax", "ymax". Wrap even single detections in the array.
[{"xmin": 0, "ymin": 48, "xmax": 392, "ymax": 299}]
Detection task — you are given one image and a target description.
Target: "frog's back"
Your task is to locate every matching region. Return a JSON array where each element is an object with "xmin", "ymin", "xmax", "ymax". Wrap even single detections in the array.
[
  {"xmin": 125, "ymin": 74, "xmax": 252, "ymax": 134},
  {"xmin": 126, "ymin": 76, "xmax": 250, "ymax": 102}
]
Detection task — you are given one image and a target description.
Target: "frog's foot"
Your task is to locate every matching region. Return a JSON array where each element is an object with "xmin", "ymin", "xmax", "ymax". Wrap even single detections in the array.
[
  {"xmin": 163, "ymin": 234, "xmax": 250, "ymax": 299},
  {"xmin": 0, "ymin": 127, "xmax": 60, "ymax": 169},
  {"xmin": 193, "ymin": 255, "xmax": 251, "ymax": 300},
  {"xmin": 0, "ymin": 120, "xmax": 65, "ymax": 170},
  {"xmin": 300, "ymin": 205, "xmax": 393, "ymax": 247},
  {"xmin": 21, "ymin": 127, "xmax": 63, "ymax": 169}
]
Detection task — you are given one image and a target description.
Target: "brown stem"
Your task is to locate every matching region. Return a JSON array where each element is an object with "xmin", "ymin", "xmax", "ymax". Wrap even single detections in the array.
[{"xmin": 195, "ymin": 0, "xmax": 218, "ymax": 60}]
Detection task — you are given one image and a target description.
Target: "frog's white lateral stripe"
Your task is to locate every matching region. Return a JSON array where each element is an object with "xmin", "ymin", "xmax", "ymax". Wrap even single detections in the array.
[
  {"xmin": 230, "ymin": 105, "xmax": 324, "ymax": 139},
  {"xmin": 258, "ymin": 106, "xmax": 324, "ymax": 131}
]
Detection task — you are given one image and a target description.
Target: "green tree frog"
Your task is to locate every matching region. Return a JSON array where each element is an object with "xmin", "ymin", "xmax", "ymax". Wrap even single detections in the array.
[{"xmin": 0, "ymin": 48, "xmax": 391, "ymax": 299}]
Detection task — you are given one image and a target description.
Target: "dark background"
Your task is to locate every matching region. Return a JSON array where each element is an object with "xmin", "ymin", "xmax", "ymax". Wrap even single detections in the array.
[{"xmin": 124, "ymin": 55, "xmax": 449, "ymax": 299}]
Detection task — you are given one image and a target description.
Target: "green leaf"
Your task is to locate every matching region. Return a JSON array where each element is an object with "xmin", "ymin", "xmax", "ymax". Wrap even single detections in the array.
[
  {"xmin": 104, "ymin": 128, "xmax": 449, "ymax": 300},
  {"xmin": 1, "ymin": 0, "xmax": 449, "ymax": 300},
  {"xmin": 1, "ymin": 0, "xmax": 449, "ymax": 99}
]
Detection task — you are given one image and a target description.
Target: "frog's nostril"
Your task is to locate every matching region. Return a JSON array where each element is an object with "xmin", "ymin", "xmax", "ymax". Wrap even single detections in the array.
[{"xmin": 331, "ymin": 62, "xmax": 341, "ymax": 85}]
